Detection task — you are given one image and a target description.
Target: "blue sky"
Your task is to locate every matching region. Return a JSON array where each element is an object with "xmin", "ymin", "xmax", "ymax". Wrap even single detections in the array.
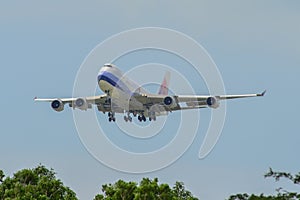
[{"xmin": 1, "ymin": 1, "xmax": 300, "ymax": 199}]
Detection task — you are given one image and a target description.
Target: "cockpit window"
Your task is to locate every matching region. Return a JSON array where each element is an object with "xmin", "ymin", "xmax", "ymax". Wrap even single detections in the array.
[{"xmin": 104, "ymin": 63, "xmax": 114, "ymax": 68}]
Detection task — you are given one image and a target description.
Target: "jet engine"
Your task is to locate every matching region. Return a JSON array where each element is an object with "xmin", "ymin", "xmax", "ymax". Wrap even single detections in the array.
[
  {"xmin": 206, "ymin": 96, "xmax": 220, "ymax": 109},
  {"xmin": 74, "ymin": 98, "xmax": 89, "ymax": 110},
  {"xmin": 163, "ymin": 96, "xmax": 177, "ymax": 108},
  {"xmin": 51, "ymin": 99, "xmax": 64, "ymax": 112}
]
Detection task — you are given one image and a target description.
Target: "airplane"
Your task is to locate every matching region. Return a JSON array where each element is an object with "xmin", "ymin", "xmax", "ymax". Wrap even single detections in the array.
[{"xmin": 34, "ymin": 63, "xmax": 266, "ymax": 122}]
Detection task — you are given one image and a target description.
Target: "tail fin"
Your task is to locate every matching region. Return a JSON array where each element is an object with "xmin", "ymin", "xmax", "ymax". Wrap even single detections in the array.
[{"xmin": 158, "ymin": 71, "xmax": 171, "ymax": 95}]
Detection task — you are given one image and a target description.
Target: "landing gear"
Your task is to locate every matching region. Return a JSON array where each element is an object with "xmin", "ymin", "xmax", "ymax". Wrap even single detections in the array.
[
  {"xmin": 133, "ymin": 111, "xmax": 137, "ymax": 117},
  {"xmin": 123, "ymin": 111, "xmax": 132, "ymax": 122},
  {"xmin": 149, "ymin": 111, "xmax": 156, "ymax": 121},
  {"xmin": 124, "ymin": 115, "xmax": 132, "ymax": 122},
  {"xmin": 138, "ymin": 115, "xmax": 146, "ymax": 122},
  {"xmin": 149, "ymin": 116, "xmax": 156, "ymax": 121},
  {"xmin": 109, "ymin": 117, "xmax": 115, "ymax": 122},
  {"xmin": 108, "ymin": 112, "xmax": 116, "ymax": 122}
]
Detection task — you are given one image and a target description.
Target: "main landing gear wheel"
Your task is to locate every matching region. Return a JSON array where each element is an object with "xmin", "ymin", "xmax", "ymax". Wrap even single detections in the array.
[
  {"xmin": 108, "ymin": 112, "xmax": 116, "ymax": 122},
  {"xmin": 138, "ymin": 115, "xmax": 146, "ymax": 122}
]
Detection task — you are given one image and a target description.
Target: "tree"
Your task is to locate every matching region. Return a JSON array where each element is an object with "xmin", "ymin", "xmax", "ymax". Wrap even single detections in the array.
[
  {"xmin": 99, "ymin": 179, "xmax": 137, "ymax": 200},
  {"xmin": 0, "ymin": 165, "xmax": 78, "ymax": 200},
  {"xmin": 0, "ymin": 170, "xmax": 4, "ymax": 183},
  {"xmin": 173, "ymin": 181, "xmax": 197, "ymax": 200},
  {"xmin": 95, "ymin": 178, "xmax": 198, "ymax": 200},
  {"xmin": 228, "ymin": 168, "xmax": 300, "ymax": 200},
  {"xmin": 134, "ymin": 178, "xmax": 174, "ymax": 200}
]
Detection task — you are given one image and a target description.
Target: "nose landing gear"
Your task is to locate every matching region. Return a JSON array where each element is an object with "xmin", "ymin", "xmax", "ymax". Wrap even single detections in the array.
[
  {"xmin": 123, "ymin": 112, "xmax": 132, "ymax": 122},
  {"xmin": 149, "ymin": 111, "xmax": 156, "ymax": 121}
]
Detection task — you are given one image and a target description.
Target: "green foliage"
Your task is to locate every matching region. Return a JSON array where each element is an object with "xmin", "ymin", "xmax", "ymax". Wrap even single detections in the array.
[
  {"xmin": 228, "ymin": 168, "xmax": 300, "ymax": 200},
  {"xmin": 95, "ymin": 177, "xmax": 198, "ymax": 200},
  {"xmin": 6, "ymin": 165, "xmax": 299, "ymax": 200},
  {"xmin": 0, "ymin": 165, "xmax": 78, "ymax": 200},
  {"xmin": 0, "ymin": 170, "xmax": 4, "ymax": 183},
  {"xmin": 134, "ymin": 178, "xmax": 174, "ymax": 200},
  {"xmin": 265, "ymin": 168, "xmax": 300, "ymax": 185},
  {"xmin": 173, "ymin": 181, "xmax": 197, "ymax": 200},
  {"xmin": 100, "ymin": 179, "xmax": 137, "ymax": 200}
]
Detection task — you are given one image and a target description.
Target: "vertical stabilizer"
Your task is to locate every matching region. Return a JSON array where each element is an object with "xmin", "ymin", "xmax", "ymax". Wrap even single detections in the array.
[{"xmin": 158, "ymin": 71, "xmax": 171, "ymax": 95}]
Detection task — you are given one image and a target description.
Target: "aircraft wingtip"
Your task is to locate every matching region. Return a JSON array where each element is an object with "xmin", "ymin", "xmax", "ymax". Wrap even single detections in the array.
[{"xmin": 260, "ymin": 90, "xmax": 266, "ymax": 96}]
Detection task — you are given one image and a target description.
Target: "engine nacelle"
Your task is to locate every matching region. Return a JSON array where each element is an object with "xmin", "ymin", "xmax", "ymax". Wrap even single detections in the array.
[
  {"xmin": 74, "ymin": 98, "xmax": 89, "ymax": 110},
  {"xmin": 163, "ymin": 96, "xmax": 177, "ymax": 108},
  {"xmin": 206, "ymin": 96, "xmax": 220, "ymax": 109},
  {"xmin": 51, "ymin": 99, "xmax": 64, "ymax": 112}
]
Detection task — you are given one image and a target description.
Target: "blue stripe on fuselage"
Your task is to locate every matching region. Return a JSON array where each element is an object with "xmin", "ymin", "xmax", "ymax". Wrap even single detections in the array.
[{"xmin": 97, "ymin": 71, "xmax": 131, "ymax": 94}]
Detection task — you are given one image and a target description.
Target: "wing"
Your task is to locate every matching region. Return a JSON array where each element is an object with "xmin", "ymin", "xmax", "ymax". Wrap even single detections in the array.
[
  {"xmin": 34, "ymin": 94, "xmax": 110, "ymax": 112},
  {"xmin": 35, "ymin": 90, "xmax": 265, "ymax": 118},
  {"xmin": 34, "ymin": 95, "xmax": 108, "ymax": 104},
  {"xmin": 218, "ymin": 90, "xmax": 266, "ymax": 100},
  {"xmin": 133, "ymin": 90, "xmax": 266, "ymax": 111}
]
